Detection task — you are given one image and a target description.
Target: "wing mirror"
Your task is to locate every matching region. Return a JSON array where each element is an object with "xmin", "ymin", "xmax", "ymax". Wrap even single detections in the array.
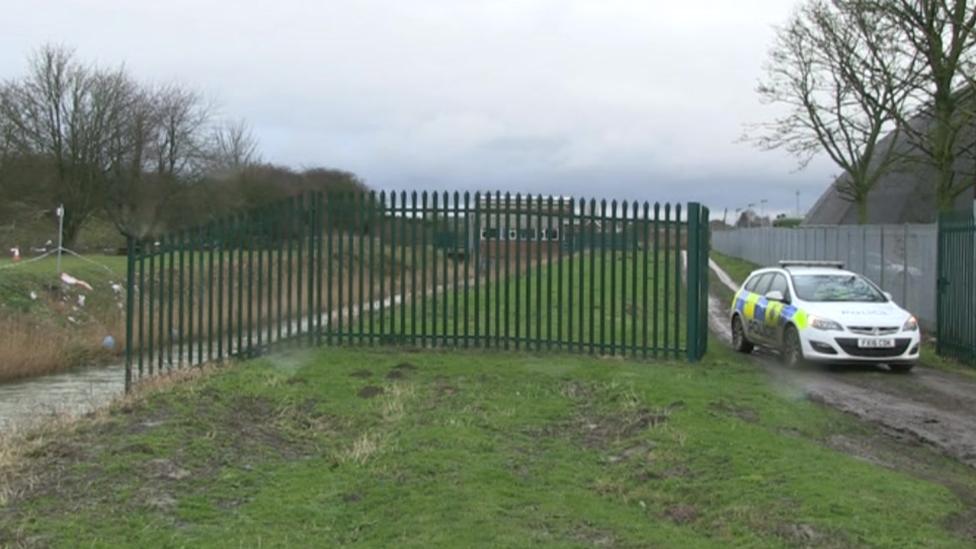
[{"xmin": 765, "ymin": 290, "xmax": 786, "ymax": 302}]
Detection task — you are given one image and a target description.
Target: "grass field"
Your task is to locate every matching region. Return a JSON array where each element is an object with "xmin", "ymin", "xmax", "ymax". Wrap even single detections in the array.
[
  {"xmin": 355, "ymin": 250, "xmax": 688, "ymax": 358},
  {"xmin": 2, "ymin": 345, "xmax": 974, "ymax": 547}
]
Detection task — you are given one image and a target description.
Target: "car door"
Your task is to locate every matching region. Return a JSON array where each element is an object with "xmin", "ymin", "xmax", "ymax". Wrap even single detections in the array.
[
  {"xmin": 764, "ymin": 273, "xmax": 792, "ymax": 344},
  {"xmin": 744, "ymin": 273, "xmax": 774, "ymax": 343}
]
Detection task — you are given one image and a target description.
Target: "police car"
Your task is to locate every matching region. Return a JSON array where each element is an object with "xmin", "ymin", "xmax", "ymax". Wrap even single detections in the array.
[{"xmin": 729, "ymin": 261, "xmax": 920, "ymax": 372}]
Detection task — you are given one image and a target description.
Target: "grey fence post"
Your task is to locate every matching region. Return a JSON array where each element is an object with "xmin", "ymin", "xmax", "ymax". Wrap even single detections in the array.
[
  {"xmin": 880, "ymin": 225, "xmax": 886, "ymax": 288},
  {"xmin": 903, "ymin": 224, "xmax": 909, "ymax": 305}
]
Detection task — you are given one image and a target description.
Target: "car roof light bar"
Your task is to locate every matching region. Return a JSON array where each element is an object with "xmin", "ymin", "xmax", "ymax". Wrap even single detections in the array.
[{"xmin": 778, "ymin": 260, "xmax": 845, "ymax": 269}]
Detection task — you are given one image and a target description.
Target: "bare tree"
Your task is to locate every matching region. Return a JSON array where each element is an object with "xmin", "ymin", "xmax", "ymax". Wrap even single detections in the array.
[
  {"xmin": 149, "ymin": 84, "xmax": 212, "ymax": 179},
  {"xmin": 0, "ymin": 45, "xmax": 137, "ymax": 245},
  {"xmin": 863, "ymin": 0, "xmax": 976, "ymax": 212},
  {"xmin": 209, "ymin": 118, "xmax": 260, "ymax": 172},
  {"xmin": 105, "ymin": 83, "xmax": 214, "ymax": 237},
  {"xmin": 750, "ymin": 0, "xmax": 914, "ymax": 223}
]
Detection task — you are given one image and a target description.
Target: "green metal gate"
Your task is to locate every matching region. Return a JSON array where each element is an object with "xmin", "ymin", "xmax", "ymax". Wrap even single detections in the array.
[
  {"xmin": 124, "ymin": 191, "xmax": 710, "ymax": 390},
  {"xmin": 937, "ymin": 210, "xmax": 976, "ymax": 364}
]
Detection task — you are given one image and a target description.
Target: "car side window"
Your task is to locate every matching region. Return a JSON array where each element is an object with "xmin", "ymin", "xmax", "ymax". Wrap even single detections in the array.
[
  {"xmin": 744, "ymin": 275, "xmax": 761, "ymax": 292},
  {"xmin": 767, "ymin": 274, "xmax": 790, "ymax": 301},
  {"xmin": 753, "ymin": 273, "xmax": 774, "ymax": 296}
]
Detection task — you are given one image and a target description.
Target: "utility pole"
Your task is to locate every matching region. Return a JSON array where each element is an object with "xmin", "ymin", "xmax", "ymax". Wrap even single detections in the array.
[
  {"xmin": 56, "ymin": 204, "xmax": 64, "ymax": 274},
  {"xmin": 795, "ymin": 190, "xmax": 801, "ymax": 218}
]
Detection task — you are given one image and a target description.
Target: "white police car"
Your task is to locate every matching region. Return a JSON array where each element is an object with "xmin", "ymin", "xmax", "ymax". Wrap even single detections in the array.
[{"xmin": 729, "ymin": 261, "xmax": 920, "ymax": 372}]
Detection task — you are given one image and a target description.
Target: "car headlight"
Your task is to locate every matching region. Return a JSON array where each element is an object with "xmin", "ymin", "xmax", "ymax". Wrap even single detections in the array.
[
  {"xmin": 902, "ymin": 316, "xmax": 918, "ymax": 332},
  {"xmin": 810, "ymin": 317, "xmax": 844, "ymax": 331}
]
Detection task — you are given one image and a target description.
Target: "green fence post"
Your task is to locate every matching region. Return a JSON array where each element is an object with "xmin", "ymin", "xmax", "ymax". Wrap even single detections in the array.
[
  {"xmin": 255, "ymin": 207, "xmax": 264, "ymax": 350},
  {"xmin": 430, "ymin": 192, "xmax": 437, "ymax": 347},
  {"xmin": 421, "ymin": 191, "xmax": 429, "ymax": 347},
  {"xmin": 619, "ymin": 201, "xmax": 628, "ymax": 357},
  {"xmin": 610, "ymin": 200, "xmax": 617, "ymax": 356},
  {"xmin": 378, "ymin": 191, "xmax": 386, "ymax": 344},
  {"xmin": 663, "ymin": 203, "xmax": 670, "ymax": 357},
  {"xmin": 674, "ymin": 204, "xmax": 683, "ymax": 360},
  {"xmin": 368, "ymin": 190, "xmax": 376, "ymax": 346},
  {"xmin": 157, "ymin": 235, "xmax": 166, "ymax": 372},
  {"xmin": 196, "ymin": 220, "xmax": 206, "ymax": 364},
  {"xmin": 167, "ymin": 233, "xmax": 175, "ymax": 368},
  {"xmin": 237, "ymin": 213, "xmax": 245, "ymax": 356},
  {"xmin": 401, "ymin": 191, "xmax": 409, "ymax": 344},
  {"xmin": 357, "ymin": 191, "xmax": 365, "ymax": 345},
  {"xmin": 525, "ymin": 193, "xmax": 533, "ymax": 350},
  {"xmin": 587, "ymin": 198, "xmax": 595, "ymax": 354},
  {"xmin": 217, "ymin": 218, "xmax": 225, "ymax": 361},
  {"xmin": 464, "ymin": 191, "xmax": 477, "ymax": 349},
  {"xmin": 504, "ymin": 192, "xmax": 512, "ymax": 350},
  {"xmin": 630, "ymin": 201, "xmax": 639, "ymax": 357},
  {"xmin": 653, "ymin": 203, "xmax": 660, "ymax": 358},
  {"xmin": 547, "ymin": 195, "xmax": 555, "ymax": 351},
  {"xmin": 451, "ymin": 191, "xmax": 468, "ymax": 347},
  {"xmin": 309, "ymin": 193, "xmax": 317, "ymax": 347},
  {"xmin": 686, "ymin": 203, "xmax": 701, "ymax": 362},
  {"xmin": 642, "ymin": 202, "xmax": 650, "ymax": 358},
  {"xmin": 269, "ymin": 204, "xmax": 277, "ymax": 347},
  {"xmin": 411, "ymin": 191, "xmax": 418, "ymax": 347},
  {"xmin": 494, "ymin": 191, "xmax": 502, "ymax": 348},
  {"xmin": 566, "ymin": 198, "xmax": 574, "ymax": 352},
  {"xmin": 208, "ymin": 222, "xmax": 215, "ymax": 362},
  {"xmin": 473, "ymin": 192, "xmax": 481, "ymax": 347},
  {"xmin": 515, "ymin": 193, "xmax": 522, "ymax": 350},
  {"xmin": 444, "ymin": 191, "xmax": 451, "ymax": 346},
  {"xmin": 138, "ymin": 241, "xmax": 145, "ymax": 377},
  {"xmin": 536, "ymin": 194, "xmax": 543, "ymax": 350},
  {"xmin": 125, "ymin": 236, "xmax": 135, "ymax": 392}
]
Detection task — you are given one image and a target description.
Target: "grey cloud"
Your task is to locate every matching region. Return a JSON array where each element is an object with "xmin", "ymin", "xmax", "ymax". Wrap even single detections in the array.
[{"xmin": 0, "ymin": 0, "xmax": 835, "ymax": 216}]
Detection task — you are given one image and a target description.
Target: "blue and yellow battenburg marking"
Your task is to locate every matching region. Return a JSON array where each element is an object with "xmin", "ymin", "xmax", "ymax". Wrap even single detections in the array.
[{"xmin": 733, "ymin": 290, "xmax": 809, "ymax": 329}]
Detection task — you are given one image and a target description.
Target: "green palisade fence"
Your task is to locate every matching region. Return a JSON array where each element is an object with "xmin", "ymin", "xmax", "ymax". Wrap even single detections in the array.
[
  {"xmin": 124, "ymin": 191, "xmax": 710, "ymax": 390},
  {"xmin": 937, "ymin": 210, "xmax": 976, "ymax": 365}
]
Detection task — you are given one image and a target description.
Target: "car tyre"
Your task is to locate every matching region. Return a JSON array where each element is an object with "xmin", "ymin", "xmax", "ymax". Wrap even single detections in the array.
[
  {"xmin": 731, "ymin": 315, "xmax": 754, "ymax": 354},
  {"xmin": 781, "ymin": 325, "xmax": 804, "ymax": 368},
  {"xmin": 888, "ymin": 363, "xmax": 915, "ymax": 374}
]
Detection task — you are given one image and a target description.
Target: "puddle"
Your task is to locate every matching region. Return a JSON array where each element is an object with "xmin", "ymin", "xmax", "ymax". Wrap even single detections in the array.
[{"xmin": 0, "ymin": 362, "xmax": 125, "ymax": 433}]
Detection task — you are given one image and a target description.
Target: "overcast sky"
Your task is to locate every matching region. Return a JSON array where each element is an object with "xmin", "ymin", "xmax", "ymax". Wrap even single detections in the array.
[{"xmin": 2, "ymin": 0, "xmax": 837, "ymax": 220}]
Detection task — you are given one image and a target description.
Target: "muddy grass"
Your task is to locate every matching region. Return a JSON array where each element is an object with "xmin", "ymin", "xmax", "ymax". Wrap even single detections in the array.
[{"xmin": 2, "ymin": 346, "xmax": 975, "ymax": 547}]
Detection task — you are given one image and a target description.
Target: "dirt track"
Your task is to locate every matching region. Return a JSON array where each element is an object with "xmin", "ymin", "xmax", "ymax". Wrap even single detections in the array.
[{"xmin": 708, "ymin": 261, "xmax": 976, "ymax": 469}]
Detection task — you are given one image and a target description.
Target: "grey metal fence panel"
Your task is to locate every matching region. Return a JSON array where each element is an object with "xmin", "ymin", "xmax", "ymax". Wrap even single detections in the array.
[{"xmin": 713, "ymin": 224, "xmax": 937, "ymax": 329}]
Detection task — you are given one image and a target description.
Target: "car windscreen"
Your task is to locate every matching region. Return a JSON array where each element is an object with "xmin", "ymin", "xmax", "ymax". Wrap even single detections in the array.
[{"xmin": 791, "ymin": 274, "xmax": 886, "ymax": 302}]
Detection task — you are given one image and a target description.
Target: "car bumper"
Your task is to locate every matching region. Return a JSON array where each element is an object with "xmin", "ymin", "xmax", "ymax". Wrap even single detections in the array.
[{"xmin": 799, "ymin": 332, "xmax": 921, "ymax": 364}]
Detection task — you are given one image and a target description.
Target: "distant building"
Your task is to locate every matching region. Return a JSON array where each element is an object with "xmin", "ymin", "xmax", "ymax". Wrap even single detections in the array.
[{"xmin": 735, "ymin": 210, "xmax": 768, "ymax": 228}]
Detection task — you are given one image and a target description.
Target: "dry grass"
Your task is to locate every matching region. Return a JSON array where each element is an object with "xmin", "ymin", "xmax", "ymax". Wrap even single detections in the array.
[
  {"xmin": 0, "ymin": 316, "xmax": 123, "ymax": 383},
  {"xmin": 338, "ymin": 432, "xmax": 382, "ymax": 465}
]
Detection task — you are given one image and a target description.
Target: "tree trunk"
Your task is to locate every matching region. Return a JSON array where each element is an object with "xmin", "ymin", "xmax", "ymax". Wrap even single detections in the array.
[
  {"xmin": 856, "ymin": 199, "xmax": 869, "ymax": 225},
  {"xmin": 61, "ymin": 209, "xmax": 86, "ymax": 249}
]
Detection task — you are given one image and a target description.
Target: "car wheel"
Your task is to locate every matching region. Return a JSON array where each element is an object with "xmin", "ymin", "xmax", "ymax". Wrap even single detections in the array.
[
  {"xmin": 888, "ymin": 363, "xmax": 915, "ymax": 374},
  {"xmin": 731, "ymin": 315, "xmax": 754, "ymax": 353},
  {"xmin": 781, "ymin": 325, "xmax": 804, "ymax": 368}
]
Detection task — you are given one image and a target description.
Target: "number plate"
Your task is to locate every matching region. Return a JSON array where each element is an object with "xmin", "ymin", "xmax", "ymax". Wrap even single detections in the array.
[{"xmin": 857, "ymin": 338, "xmax": 895, "ymax": 349}]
